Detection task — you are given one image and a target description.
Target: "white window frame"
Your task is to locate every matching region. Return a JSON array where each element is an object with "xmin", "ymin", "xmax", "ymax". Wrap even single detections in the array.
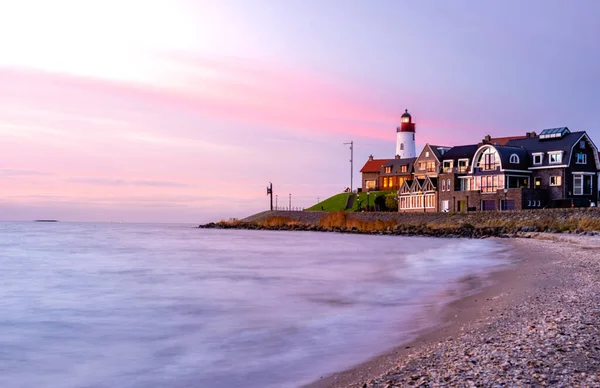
[
  {"xmin": 576, "ymin": 153, "xmax": 587, "ymax": 164},
  {"xmin": 550, "ymin": 176, "xmax": 562, "ymax": 186},
  {"xmin": 442, "ymin": 160, "xmax": 453, "ymax": 172},
  {"xmin": 573, "ymin": 175, "xmax": 583, "ymax": 195},
  {"xmin": 425, "ymin": 151, "xmax": 430, "ymax": 157},
  {"xmin": 548, "ymin": 151, "xmax": 563, "ymax": 164},
  {"xmin": 532, "ymin": 153, "xmax": 543, "ymax": 165},
  {"xmin": 509, "ymin": 154, "xmax": 520, "ymax": 164},
  {"xmin": 580, "ymin": 140, "xmax": 586, "ymax": 149},
  {"xmin": 441, "ymin": 179, "xmax": 446, "ymax": 191},
  {"xmin": 457, "ymin": 158, "xmax": 469, "ymax": 173}
]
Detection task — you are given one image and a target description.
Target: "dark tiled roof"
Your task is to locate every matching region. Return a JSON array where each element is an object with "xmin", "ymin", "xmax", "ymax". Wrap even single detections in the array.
[
  {"xmin": 440, "ymin": 144, "xmax": 478, "ymax": 162},
  {"xmin": 505, "ymin": 131, "xmax": 587, "ymax": 167},
  {"xmin": 488, "ymin": 135, "xmax": 527, "ymax": 146},
  {"xmin": 360, "ymin": 159, "xmax": 392, "ymax": 173},
  {"xmin": 427, "ymin": 145, "xmax": 452, "ymax": 161},
  {"xmin": 494, "ymin": 146, "xmax": 529, "ymax": 170},
  {"xmin": 381, "ymin": 157, "xmax": 416, "ymax": 175}
]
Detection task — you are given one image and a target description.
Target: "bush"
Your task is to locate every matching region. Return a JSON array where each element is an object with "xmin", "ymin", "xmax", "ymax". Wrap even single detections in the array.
[{"xmin": 385, "ymin": 193, "xmax": 398, "ymax": 212}]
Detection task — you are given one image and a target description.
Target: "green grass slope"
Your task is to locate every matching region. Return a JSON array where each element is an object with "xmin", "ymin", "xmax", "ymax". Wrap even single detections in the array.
[{"xmin": 307, "ymin": 191, "xmax": 395, "ymax": 212}]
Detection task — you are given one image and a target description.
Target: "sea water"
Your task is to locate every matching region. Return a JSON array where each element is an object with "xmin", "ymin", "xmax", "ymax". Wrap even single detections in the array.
[{"xmin": 0, "ymin": 222, "xmax": 511, "ymax": 388}]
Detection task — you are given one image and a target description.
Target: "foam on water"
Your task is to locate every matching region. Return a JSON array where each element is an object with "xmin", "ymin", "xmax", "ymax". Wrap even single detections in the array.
[{"xmin": 0, "ymin": 222, "xmax": 511, "ymax": 388}]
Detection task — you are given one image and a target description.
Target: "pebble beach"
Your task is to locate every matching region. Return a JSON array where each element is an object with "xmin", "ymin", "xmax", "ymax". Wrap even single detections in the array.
[{"xmin": 311, "ymin": 234, "xmax": 600, "ymax": 387}]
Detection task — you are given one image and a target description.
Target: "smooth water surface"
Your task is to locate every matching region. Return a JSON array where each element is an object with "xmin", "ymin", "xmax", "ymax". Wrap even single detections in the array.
[{"xmin": 0, "ymin": 223, "xmax": 511, "ymax": 388}]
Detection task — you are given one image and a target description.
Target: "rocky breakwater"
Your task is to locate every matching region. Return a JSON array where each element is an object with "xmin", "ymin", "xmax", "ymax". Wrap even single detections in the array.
[{"xmin": 199, "ymin": 208, "xmax": 600, "ymax": 238}]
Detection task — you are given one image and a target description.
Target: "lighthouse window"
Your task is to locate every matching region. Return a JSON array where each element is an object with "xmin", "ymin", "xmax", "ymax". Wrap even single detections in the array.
[{"xmin": 400, "ymin": 143, "xmax": 404, "ymax": 151}]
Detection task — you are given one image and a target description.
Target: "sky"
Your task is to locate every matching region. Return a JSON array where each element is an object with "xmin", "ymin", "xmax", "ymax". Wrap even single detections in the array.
[{"xmin": 1, "ymin": 0, "xmax": 600, "ymax": 223}]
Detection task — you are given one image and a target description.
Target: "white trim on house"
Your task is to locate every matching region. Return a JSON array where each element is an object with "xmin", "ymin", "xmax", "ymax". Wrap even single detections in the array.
[
  {"xmin": 502, "ymin": 169, "xmax": 533, "ymax": 173},
  {"xmin": 470, "ymin": 144, "xmax": 503, "ymax": 173},
  {"xmin": 567, "ymin": 133, "xmax": 600, "ymax": 170},
  {"xmin": 571, "ymin": 171, "xmax": 596, "ymax": 175},
  {"xmin": 532, "ymin": 152, "xmax": 544, "ymax": 165},
  {"xmin": 528, "ymin": 165, "xmax": 568, "ymax": 170}
]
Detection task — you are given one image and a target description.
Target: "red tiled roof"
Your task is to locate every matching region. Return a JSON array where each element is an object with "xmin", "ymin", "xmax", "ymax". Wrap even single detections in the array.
[
  {"xmin": 360, "ymin": 159, "xmax": 391, "ymax": 173},
  {"xmin": 489, "ymin": 136, "xmax": 527, "ymax": 146}
]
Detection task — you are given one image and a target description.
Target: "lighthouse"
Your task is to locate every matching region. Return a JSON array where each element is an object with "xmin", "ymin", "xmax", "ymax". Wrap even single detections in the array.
[{"xmin": 395, "ymin": 109, "xmax": 416, "ymax": 158}]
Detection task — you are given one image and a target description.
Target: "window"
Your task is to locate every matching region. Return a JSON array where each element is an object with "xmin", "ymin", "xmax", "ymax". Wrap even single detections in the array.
[
  {"xmin": 580, "ymin": 140, "xmax": 586, "ymax": 149},
  {"xmin": 443, "ymin": 160, "xmax": 453, "ymax": 173},
  {"xmin": 509, "ymin": 154, "xmax": 520, "ymax": 164},
  {"xmin": 458, "ymin": 159, "xmax": 468, "ymax": 173},
  {"xmin": 441, "ymin": 200, "xmax": 449, "ymax": 212},
  {"xmin": 447, "ymin": 179, "xmax": 451, "ymax": 191},
  {"xmin": 550, "ymin": 176, "xmax": 562, "ymax": 186},
  {"xmin": 533, "ymin": 153, "xmax": 543, "ymax": 165},
  {"xmin": 383, "ymin": 177, "xmax": 388, "ymax": 188},
  {"xmin": 401, "ymin": 165, "xmax": 408, "ymax": 173},
  {"xmin": 442, "ymin": 179, "xmax": 446, "ymax": 191},
  {"xmin": 534, "ymin": 177, "xmax": 541, "ymax": 188},
  {"xmin": 477, "ymin": 175, "xmax": 502, "ymax": 193},
  {"xmin": 576, "ymin": 153, "xmax": 587, "ymax": 164},
  {"xmin": 507, "ymin": 176, "xmax": 529, "ymax": 189},
  {"xmin": 419, "ymin": 162, "xmax": 426, "ymax": 170},
  {"xmin": 549, "ymin": 152, "xmax": 562, "ymax": 164},
  {"xmin": 400, "ymin": 143, "xmax": 404, "ymax": 151},
  {"xmin": 385, "ymin": 166, "xmax": 391, "ymax": 173},
  {"xmin": 425, "ymin": 151, "xmax": 430, "ymax": 157},
  {"xmin": 426, "ymin": 162, "xmax": 436, "ymax": 172},
  {"xmin": 477, "ymin": 147, "xmax": 500, "ymax": 171},
  {"xmin": 576, "ymin": 175, "xmax": 594, "ymax": 195},
  {"xmin": 366, "ymin": 180, "xmax": 376, "ymax": 190}
]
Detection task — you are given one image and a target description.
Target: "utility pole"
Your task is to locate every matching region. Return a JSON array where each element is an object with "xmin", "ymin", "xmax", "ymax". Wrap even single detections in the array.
[
  {"xmin": 289, "ymin": 193, "xmax": 292, "ymax": 210},
  {"xmin": 343, "ymin": 141, "xmax": 354, "ymax": 192},
  {"xmin": 276, "ymin": 195, "xmax": 278, "ymax": 210},
  {"xmin": 267, "ymin": 182, "xmax": 273, "ymax": 210}
]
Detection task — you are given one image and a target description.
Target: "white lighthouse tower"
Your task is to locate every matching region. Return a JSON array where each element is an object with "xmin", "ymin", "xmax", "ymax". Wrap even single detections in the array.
[{"xmin": 395, "ymin": 109, "xmax": 416, "ymax": 158}]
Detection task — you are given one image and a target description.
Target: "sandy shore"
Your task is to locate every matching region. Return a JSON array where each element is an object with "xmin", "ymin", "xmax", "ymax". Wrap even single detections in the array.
[{"xmin": 307, "ymin": 234, "xmax": 600, "ymax": 387}]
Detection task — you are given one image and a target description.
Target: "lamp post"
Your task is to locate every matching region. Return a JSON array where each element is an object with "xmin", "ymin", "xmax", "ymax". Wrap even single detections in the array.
[
  {"xmin": 343, "ymin": 141, "xmax": 354, "ymax": 193},
  {"xmin": 289, "ymin": 193, "xmax": 292, "ymax": 211},
  {"xmin": 366, "ymin": 192, "xmax": 370, "ymax": 212},
  {"xmin": 503, "ymin": 188, "xmax": 508, "ymax": 211},
  {"xmin": 276, "ymin": 195, "xmax": 278, "ymax": 210}
]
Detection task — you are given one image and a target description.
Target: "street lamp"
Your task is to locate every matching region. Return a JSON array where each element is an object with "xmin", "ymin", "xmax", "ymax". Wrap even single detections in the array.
[
  {"xmin": 289, "ymin": 193, "xmax": 292, "ymax": 211},
  {"xmin": 276, "ymin": 195, "xmax": 278, "ymax": 210},
  {"xmin": 503, "ymin": 188, "xmax": 508, "ymax": 211},
  {"xmin": 366, "ymin": 192, "xmax": 370, "ymax": 212}
]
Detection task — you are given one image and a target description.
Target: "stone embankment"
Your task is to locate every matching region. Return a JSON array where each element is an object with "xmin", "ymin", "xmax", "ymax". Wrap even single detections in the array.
[{"xmin": 199, "ymin": 208, "xmax": 600, "ymax": 238}]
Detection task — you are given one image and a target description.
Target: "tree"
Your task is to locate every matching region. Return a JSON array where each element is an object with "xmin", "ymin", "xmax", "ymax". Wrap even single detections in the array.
[{"xmin": 385, "ymin": 193, "xmax": 398, "ymax": 212}]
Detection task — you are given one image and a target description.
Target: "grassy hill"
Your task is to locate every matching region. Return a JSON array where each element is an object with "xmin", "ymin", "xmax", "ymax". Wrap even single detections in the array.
[{"xmin": 307, "ymin": 191, "xmax": 394, "ymax": 212}]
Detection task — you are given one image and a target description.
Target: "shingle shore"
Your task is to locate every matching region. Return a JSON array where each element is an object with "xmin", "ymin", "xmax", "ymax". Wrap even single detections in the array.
[{"xmin": 362, "ymin": 235, "xmax": 600, "ymax": 387}]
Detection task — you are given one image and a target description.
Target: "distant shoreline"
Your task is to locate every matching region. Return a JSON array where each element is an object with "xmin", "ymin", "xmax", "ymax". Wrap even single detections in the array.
[
  {"xmin": 33, "ymin": 220, "xmax": 59, "ymax": 223},
  {"xmin": 307, "ymin": 234, "xmax": 600, "ymax": 387}
]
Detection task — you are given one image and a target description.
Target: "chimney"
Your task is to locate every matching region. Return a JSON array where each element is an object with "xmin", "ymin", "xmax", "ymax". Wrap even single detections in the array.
[
  {"xmin": 395, "ymin": 154, "xmax": 400, "ymax": 159},
  {"xmin": 368, "ymin": 154, "xmax": 374, "ymax": 161},
  {"xmin": 526, "ymin": 131, "xmax": 538, "ymax": 138},
  {"xmin": 483, "ymin": 135, "xmax": 491, "ymax": 143}
]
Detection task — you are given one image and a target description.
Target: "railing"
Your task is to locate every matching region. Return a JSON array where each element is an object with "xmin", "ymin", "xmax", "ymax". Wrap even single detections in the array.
[{"xmin": 274, "ymin": 207, "xmax": 305, "ymax": 211}]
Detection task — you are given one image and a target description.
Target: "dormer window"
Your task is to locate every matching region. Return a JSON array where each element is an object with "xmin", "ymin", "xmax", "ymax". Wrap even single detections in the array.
[
  {"xmin": 509, "ymin": 154, "xmax": 520, "ymax": 164},
  {"xmin": 442, "ymin": 160, "xmax": 453, "ymax": 173},
  {"xmin": 580, "ymin": 140, "xmax": 586, "ymax": 149},
  {"xmin": 549, "ymin": 151, "xmax": 563, "ymax": 164},
  {"xmin": 384, "ymin": 166, "xmax": 392, "ymax": 173},
  {"xmin": 532, "ymin": 153, "xmax": 543, "ymax": 165}
]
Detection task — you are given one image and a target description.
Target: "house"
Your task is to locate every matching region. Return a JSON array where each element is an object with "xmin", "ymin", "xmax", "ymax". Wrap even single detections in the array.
[
  {"xmin": 398, "ymin": 144, "xmax": 450, "ymax": 212},
  {"xmin": 435, "ymin": 128, "xmax": 600, "ymax": 211},
  {"xmin": 360, "ymin": 155, "xmax": 392, "ymax": 192},
  {"xmin": 379, "ymin": 156, "xmax": 416, "ymax": 191}
]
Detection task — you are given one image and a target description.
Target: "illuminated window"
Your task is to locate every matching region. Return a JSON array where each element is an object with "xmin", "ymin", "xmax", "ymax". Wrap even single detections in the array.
[
  {"xmin": 419, "ymin": 162, "xmax": 426, "ymax": 170},
  {"xmin": 383, "ymin": 177, "xmax": 388, "ymax": 188},
  {"xmin": 477, "ymin": 147, "xmax": 500, "ymax": 171},
  {"xmin": 385, "ymin": 166, "xmax": 391, "ymax": 173},
  {"xmin": 401, "ymin": 165, "xmax": 408, "ymax": 173},
  {"xmin": 458, "ymin": 159, "xmax": 468, "ymax": 173},
  {"xmin": 443, "ymin": 160, "xmax": 453, "ymax": 172},
  {"xmin": 534, "ymin": 177, "xmax": 541, "ymax": 188},
  {"xmin": 425, "ymin": 151, "xmax": 430, "ymax": 157},
  {"xmin": 426, "ymin": 162, "xmax": 436, "ymax": 172},
  {"xmin": 447, "ymin": 179, "xmax": 451, "ymax": 191},
  {"xmin": 550, "ymin": 176, "xmax": 562, "ymax": 186}
]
